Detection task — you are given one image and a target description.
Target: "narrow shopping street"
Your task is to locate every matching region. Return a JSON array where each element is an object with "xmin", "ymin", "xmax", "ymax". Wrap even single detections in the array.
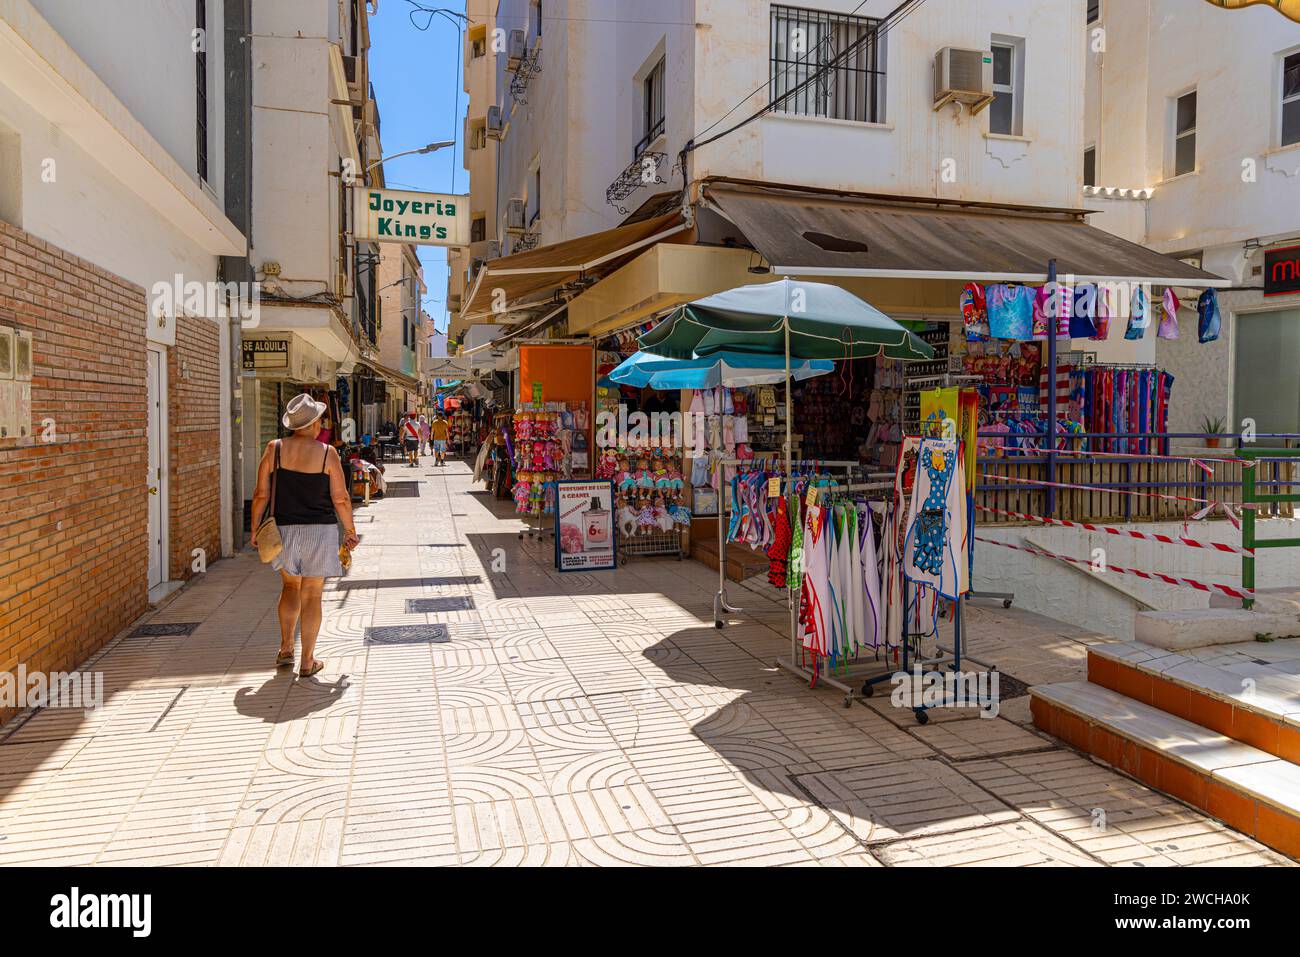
[{"xmin": 0, "ymin": 458, "xmax": 1288, "ymax": 867}]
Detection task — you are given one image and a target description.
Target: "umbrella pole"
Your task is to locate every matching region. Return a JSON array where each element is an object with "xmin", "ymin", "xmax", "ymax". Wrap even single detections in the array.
[{"xmin": 784, "ymin": 318, "xmax": 797, "ymax": 672}]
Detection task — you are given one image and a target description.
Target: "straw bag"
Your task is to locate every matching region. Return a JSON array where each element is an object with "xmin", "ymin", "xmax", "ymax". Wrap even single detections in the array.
[{"xmin": 256, "ymin": 441, "xmax": 283, "ymax": 563}]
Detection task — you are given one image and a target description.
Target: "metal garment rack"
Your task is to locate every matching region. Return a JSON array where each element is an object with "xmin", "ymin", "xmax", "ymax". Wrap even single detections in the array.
[
  {"xmin": 774, "ymin": 479, "xmax": 896, "ymax": 709},
  {"xmin": 711, "ymin": 457, "xmax": 859, "ymax": 628}
]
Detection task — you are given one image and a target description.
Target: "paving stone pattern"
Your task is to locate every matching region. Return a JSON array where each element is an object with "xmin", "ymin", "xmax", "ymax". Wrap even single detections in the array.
[{"xmin": 0, "ymin": 461, "xmax": 1290, "ymax": 866}]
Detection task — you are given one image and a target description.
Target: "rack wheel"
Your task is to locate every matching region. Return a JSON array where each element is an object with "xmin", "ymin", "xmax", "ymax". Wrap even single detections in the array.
[
  {"xmin": 843, "ymin": 697, "xmax": 853, "ymax": 709},
  {"xmin": 915, "ymin": 710, "xmax": 929, "ymax": 725},
  {"xmin": 1003, "ymin": 599, "xmax": 1012, "ymax": 608},
  {"xmin": 860, "ymin": 683, "xmax": 874, "ymax": 698},
  {"xmin": 714, "ymin": 620, "xmax": 723, "ymax": 629}
]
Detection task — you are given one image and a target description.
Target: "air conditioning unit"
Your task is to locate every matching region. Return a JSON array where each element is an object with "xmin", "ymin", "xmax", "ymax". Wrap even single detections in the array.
[
  {"xmin": 506, "ymin": 29, "xmax": 526, "ymax": 71},
  {"xmin": 933, "ymin": 47, "xmax": 994, "ymax": 113},
  {"xmin": 505, "ymin": 198, "xmax": 526, "ymax": 234},
  {"xmin": 486, "ymin": 105, "xmax": 504, "ymax": 139}
]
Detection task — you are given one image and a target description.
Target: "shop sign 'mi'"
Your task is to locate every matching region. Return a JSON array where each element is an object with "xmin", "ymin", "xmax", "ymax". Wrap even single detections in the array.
[
  {"xmin": 354, "ymin": 187, "xmax": 470, "ymax": 246},
  {"xmin": 1264, "ymin": 243, "xmax": 1300, "ymax": 297}
]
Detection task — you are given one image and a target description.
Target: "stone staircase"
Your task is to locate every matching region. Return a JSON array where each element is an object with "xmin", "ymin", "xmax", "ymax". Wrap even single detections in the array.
[{"xmin": 1031, "ymin": 640, "xmax": 1300, "ymax": 859}]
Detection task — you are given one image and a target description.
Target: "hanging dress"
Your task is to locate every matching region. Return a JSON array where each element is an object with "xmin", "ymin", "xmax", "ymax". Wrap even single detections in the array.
[{"xmin": 902, "ymin": 438, "xmax": 970, "ymax": 600}]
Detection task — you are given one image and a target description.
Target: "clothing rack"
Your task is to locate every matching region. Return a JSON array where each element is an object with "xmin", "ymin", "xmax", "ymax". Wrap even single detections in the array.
[{"xmin": 711, "ymin": 457, "xmax": 859, "ymax": 630}]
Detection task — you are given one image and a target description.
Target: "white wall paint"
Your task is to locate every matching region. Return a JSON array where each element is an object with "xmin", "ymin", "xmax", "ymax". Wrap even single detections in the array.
[
  {"xmin": 30, "ymin": 0, "xmax": 225, "ymax": 201},
  {"xmin": 1085, "ymin": 0, "xmax": 1300, "ymax": 436},
  {"xmin": 976, "ymin": 518, "xmax": 1300, "ymax": 642}
]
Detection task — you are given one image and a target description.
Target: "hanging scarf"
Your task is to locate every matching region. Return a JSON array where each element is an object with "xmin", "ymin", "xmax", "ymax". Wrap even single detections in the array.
[
  {"xmin": 1124, "ymin": 285, "xmax": 1149, "ymax": 340},
  {"xmin": 1157, "ymin": 288, "xmax": 1181, "ymax": 340},
  {"xmin": 1197, "ymin": 288, "xmax": 1221, "ymax": 344}
]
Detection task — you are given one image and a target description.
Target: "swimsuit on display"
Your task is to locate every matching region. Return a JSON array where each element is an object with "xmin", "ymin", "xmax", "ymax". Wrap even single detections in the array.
[{"xmin": 986, "ymin": 284, "xmax": 1033, "ymax": 340}]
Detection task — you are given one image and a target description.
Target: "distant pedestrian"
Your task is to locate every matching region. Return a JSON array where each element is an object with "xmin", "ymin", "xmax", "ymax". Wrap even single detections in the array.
[
  {"xmin": 429, "ymin": 410, "xmax": 450, "ymax": 466},
  {"xmin": 418, "ymin": 413, "xmax": 431, "ymax": 456},
  {"xmin": 250, "ymin": 392, "xmax": 358, "ymax": 679},
  {"xmin": 401, "ymin": 411, "xmax": 421, "ymax": 466}
]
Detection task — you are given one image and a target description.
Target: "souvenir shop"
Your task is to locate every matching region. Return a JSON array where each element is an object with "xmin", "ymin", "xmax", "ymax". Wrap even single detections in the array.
[{"xmin": 503, "ymin": 342, "xmax": 596, "ymax": 538}]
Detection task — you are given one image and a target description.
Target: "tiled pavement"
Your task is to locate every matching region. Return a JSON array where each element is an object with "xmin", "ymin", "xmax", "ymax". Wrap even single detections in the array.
[{"xmin": 0, "ymin": 459, "xmax": 1292, "ymax": 867}]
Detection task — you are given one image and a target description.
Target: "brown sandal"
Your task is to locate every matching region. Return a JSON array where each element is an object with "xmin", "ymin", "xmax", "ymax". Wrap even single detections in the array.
[
  {"xmin": 298, "ymin": 659, "xmax": 325, "ymax": 678},
  {"xmin": 275, "ymin": 651, "xmax": 295, "ymax": 668}
]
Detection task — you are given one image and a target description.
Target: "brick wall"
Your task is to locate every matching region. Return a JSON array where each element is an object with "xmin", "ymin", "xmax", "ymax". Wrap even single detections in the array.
[
  {"xmin": 0, "ymin": 221, "xmax": 148, "ymax": 725},
  {"xmin": 168, "ymin": 315, "xmax": 222, "ymax": 580}
]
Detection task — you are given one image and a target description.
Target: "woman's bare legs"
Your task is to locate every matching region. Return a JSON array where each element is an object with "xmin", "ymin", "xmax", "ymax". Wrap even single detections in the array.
[
  {"xmin": 277, "ymin": 570, "xmax": 302, "ymax": 657},
  {"xmin": 298, "ymin": 576, "xmax": 326, "ymax": 672}
]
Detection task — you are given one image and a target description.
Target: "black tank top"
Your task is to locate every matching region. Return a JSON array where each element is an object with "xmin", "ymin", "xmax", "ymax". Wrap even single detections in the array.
[{"xmin": 272, "ymin": 440, "xmax": 337, "ymax": 526}]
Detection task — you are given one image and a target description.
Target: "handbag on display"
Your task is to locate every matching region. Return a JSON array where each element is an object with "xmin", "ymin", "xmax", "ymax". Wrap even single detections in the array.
[{"xmin": 256, "ymin": 441, "xmax": 284, "ymax": 563}]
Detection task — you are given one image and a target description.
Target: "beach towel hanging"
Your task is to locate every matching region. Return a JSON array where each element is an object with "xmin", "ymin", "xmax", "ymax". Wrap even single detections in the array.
[{"xmin": 1197, "ymin": 288, "xmax": 1222, "ymax": 344}]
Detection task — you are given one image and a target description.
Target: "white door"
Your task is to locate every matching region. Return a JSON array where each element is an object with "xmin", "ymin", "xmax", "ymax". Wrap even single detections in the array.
[{"xmin": 146, "ymin": 348, "xmax": 166, "ymax": 588}]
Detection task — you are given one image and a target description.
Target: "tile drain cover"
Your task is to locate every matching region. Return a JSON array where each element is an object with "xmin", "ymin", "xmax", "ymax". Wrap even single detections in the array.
[
  {"xmin": 364, "ymin": 624, "xmax": 451, "ymax": 644},
  {"xmin": 405, "ymin": 597, "xmax": 474, "ymax": 613},
  {"xmin": 129, "ymin": 622, "xmax": 201, "ymax": 638}
]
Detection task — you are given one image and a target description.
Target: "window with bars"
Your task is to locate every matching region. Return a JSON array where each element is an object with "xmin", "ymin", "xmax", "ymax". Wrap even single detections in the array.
[
  {"xmin": 195, "ymin": 0, "xmax": 209, "ymax": 183},
  {"xmin": 770, "ymin": 5, "xmax": 884, "ymax": 124},
  {"xmin": 636, "ymin": 56, "xmax": 666, "ymax": 159}
]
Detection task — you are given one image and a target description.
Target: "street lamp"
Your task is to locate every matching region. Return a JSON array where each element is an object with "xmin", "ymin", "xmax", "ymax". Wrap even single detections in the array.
[{"xmin": 365, "ymin": 140, "xmax": 455, "ymax": 173}]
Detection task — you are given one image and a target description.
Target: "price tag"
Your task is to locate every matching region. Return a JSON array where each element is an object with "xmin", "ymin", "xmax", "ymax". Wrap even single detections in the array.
[
  {"xmin": 767, "ymin": 476, "xmax": 781, "ymax": 497},
  {"xmin": 805, "ymin": 485, "xmax": 818, "ymax": 508}
]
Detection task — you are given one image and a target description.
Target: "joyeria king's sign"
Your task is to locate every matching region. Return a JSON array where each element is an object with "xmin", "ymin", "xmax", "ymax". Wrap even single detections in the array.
[{"xmin": 354, "ymin": 187, "xmax": 470, "ymax": 247}]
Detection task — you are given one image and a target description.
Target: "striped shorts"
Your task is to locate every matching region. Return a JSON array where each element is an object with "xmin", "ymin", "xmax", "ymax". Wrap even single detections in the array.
[{"xmin": 271, "ymin": 523, "xmax": 343, "ymax": 578}]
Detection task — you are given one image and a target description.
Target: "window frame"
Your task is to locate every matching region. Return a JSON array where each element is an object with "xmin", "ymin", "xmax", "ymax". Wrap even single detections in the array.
[
  {"xmin": 769, "ymin": 4, "xmax": 885, "ymax": 125},
  {"xmin": 1087, "ymin": 0, "xmax": 1101, "ymax": 24},
  {"xmin": 1281, "ymin": 49, "xmax": 1300, "ymax": 148},
  {"xmin": 636, "ymin": 56, "xmax": 667, "ymax": 160},
  {"xmin": 1083, "ymin": 145, "xmax": 1096, "ymax": 187},
  {"xmin": 1172, "ymin": 89, "xmax": 1197, "ymax": 177},
  {"xmin": 195, "ymin": 0, "xmax": 209, "ymax": 183},
  {"xmin": 988, "ymin": 36, "xmax": 1025, "ymax": 137}
]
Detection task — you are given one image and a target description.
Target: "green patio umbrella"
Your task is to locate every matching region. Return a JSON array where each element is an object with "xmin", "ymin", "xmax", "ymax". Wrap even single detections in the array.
[
  {"xmin": 637, "ymin": 278, "xmax": 934, "ymax": 482},
  {"xmin": 637, "ymin": 279, "xmax": 934, "ymax": 361}
]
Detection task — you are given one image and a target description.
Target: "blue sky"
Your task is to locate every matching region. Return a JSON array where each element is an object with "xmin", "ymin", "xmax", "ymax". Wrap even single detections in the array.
[{"xmin": 368, "ymin": 0, "xmax": 470, "ymax": 334}]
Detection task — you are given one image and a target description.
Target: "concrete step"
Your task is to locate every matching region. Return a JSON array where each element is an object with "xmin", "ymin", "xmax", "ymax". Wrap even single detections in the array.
[
  {"xmin": 1087, "ymin": 641, "xmax": 1300, "ymax": 762},
  {"xmin": 1031, "ymin": 681, "xmax": 1300, "ymax": 858}
]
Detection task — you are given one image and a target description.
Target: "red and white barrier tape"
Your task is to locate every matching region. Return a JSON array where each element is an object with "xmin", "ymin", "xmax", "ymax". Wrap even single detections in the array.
[
  {"xmin": 974, "ymin": 505, "xmax": 1253, "ymax": 555},
  {"xmin": 974, "ymin": 536, "xmax": 1254, "ymax": 600}
]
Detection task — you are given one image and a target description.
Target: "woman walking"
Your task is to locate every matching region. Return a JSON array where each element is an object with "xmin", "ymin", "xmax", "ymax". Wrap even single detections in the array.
[{"xmin": 250, "ymin": 393, "xmax": 359, "ymax": 678}]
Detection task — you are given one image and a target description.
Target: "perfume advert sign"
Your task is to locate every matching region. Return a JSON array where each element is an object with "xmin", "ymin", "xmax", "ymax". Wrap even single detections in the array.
[{"xmin": 554, "ymin": 480, "xmax": 617, "ymax": 572}]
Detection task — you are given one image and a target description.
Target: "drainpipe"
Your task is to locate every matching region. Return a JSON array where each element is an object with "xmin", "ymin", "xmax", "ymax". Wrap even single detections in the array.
[{"xmin": 222, "ymin": 0, "xmax": 253, "ymax": 549}]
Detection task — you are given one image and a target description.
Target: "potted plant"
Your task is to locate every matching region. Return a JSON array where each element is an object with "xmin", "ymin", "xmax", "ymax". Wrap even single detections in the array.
[{"xmin": 1200, "ymin": 414, "xmax": 1226, "ymax": 449}]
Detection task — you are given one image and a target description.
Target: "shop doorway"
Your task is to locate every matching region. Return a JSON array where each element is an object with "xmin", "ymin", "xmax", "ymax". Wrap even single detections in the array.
[{"xmin": 146, "ymin": 346, "xmax": 169, "ymax": 590}]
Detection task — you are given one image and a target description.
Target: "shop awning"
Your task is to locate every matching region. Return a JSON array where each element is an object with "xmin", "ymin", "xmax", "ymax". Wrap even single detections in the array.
[
  {"xmin": 458, "ymin": 211, "xmax": 690, "ymax": 323},
  {"xmin": 357, "ymin": 357, "xmax": 420, "ymax": 393},
  {"xmin": 705, "ymin": 183, "xmax": 1232, "ymax": 287}
]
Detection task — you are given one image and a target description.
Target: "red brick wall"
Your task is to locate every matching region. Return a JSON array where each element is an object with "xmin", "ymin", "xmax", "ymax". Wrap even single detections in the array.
[
  {"xmin": 0, "ymin": 221, "xmax": 148, "ymax": 724},
  {"xmin": 168, "ymin": 315, "xmax": 222, "ymax": 580}
]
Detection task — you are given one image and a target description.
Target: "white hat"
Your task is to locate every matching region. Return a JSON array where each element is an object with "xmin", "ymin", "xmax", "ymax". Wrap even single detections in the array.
[{"xmin": 282, "ymin": 392, "xmax": 327, "ymax": 430}]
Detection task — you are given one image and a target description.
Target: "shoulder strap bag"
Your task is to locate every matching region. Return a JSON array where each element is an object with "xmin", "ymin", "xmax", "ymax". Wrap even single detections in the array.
[{"xmin": 256, "ymin": 440, "xmax": 284, "ymax": 563}]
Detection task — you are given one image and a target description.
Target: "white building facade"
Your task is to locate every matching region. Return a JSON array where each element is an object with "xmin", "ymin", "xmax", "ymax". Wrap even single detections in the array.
[{"xmin": 1084, "ymin": 0, "xmax": 1300, "ymax": 437}]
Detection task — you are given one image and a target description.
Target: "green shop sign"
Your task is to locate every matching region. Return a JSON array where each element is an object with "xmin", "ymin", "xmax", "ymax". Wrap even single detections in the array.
[{"xmin": 354, "ymin": 187, "xmax": 470, "ymax": 247}]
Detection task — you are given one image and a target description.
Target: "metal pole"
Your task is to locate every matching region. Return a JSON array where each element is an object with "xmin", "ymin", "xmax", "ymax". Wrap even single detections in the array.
[
  {"xmin": 1242, "ymin": 457, "xmax": 1256, "ymax": 610},
  {"xmin": 1045, "ymin": 260, "xmax": 1058, "ymax": 517}
]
